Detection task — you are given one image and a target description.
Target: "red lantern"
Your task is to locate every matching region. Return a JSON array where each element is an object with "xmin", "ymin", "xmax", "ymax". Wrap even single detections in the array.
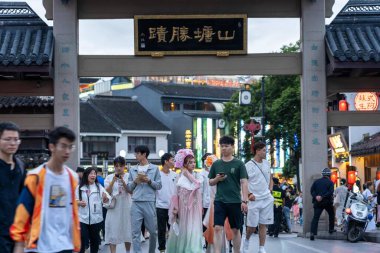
[
  {"xmin": 330, "ymin": 171, "xmax": 338, "ymax": 184},
  {"xmin": 339, "ymin": 100, "xmax": 348, "ymax": 111},
  {"xmin": 347, "ymin": 171, "xmax": 356, "ymax": 185},
  {"xmin": 376, "ymin": 170, "xmax": 380, "ymax": 180}
]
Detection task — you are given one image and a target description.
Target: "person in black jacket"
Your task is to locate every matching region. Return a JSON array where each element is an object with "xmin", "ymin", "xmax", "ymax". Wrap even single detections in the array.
[
  {"xmin": 310, "ymin": 168, "xmax": 336, "ymax": 240},
  {"xmin": 0, "ymin": 122, "xmax": 25, "ymax": 253}
]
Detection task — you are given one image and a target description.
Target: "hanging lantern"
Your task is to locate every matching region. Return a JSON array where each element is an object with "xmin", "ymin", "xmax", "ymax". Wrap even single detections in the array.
[
  {"xmin": 339, "ymin": 99, "xmax": 348, "ymax": 111},
  {"xmin": 376, "ymin": 170, "xmax": 380, "ymax": 180},
  {"xmin": 330, "ymin": 171, "xmax": 338, "ymax": 184},
  {"xmin": 348, "ymin": 171, "xmax": 356, "ymax": 185}
]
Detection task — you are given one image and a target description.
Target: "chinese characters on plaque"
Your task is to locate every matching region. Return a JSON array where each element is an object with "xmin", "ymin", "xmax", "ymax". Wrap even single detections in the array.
[{"xmin": 134, "ymin": 15, "xmax": 247, "ymax": 55}]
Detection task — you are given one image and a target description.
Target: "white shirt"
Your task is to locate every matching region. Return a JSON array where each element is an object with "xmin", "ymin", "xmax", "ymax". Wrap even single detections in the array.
[
  {"xmin": 138, "ymin": 164, "xmax": 149, "ymax": 174},
  {"xmin": 245, "ymin": 159, "xmax": 271, "ymax": 201},
  {"xmin": 104, "ymin": 173, "xmax": 129, "ymax": 197},
  {"xmin": 200, "ymin": 169, "xmax": 211, "ymax": 208},
  {"xmin": 35, "ymin": 168, "xmax": 75, "ymax": 253},
  {"xmin": 156, "ymin": 170, "xmax": 177, "ymax": 209}
]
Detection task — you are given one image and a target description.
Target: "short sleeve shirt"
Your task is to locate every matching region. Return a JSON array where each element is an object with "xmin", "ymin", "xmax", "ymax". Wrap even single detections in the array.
[{"xmin": 209, "ymin": 158, "xmax": 248, "ymax": 203}]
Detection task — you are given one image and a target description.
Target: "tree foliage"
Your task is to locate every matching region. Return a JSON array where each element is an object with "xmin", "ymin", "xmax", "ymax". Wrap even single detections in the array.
[{"xmin": 223, "ymin": 41, "xmax": 301, "ymax": 176}]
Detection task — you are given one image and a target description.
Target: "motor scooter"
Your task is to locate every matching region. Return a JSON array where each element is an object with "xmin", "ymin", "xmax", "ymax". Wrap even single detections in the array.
[{"xmin": 342, "ymin": 192, "xmax": 374, "ymax": 242}]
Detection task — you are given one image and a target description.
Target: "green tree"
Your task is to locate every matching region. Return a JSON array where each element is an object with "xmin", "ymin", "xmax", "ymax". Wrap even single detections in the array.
[{"xmin": 223, "ymin": 41, "xmax": 301, "ymax": 172}]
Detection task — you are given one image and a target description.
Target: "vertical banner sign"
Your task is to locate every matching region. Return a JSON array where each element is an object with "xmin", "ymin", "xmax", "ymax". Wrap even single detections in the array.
[{"xmin": 134, "ymin": 14, "xmax": 247, "ymax": 55}]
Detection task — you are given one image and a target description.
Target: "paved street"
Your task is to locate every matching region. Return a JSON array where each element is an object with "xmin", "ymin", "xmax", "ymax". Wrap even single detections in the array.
[{"xmin": 99, "ymin": 233, "xmax": 380, "ymax": 253}]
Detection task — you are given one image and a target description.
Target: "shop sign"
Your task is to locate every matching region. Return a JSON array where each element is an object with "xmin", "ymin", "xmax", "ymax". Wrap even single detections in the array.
[
  {"xmin": 354, "ymin": 92, "xmax": 379, "ymax": 111},
  {"xmin": 134, "ymin": 14, "xmax": 247, "ymax": 56},
  {"xmin": 328, "ymin": 132, "xmax": 348, "ymax": 154},
  {"xmin": 185, "ymin": 129, "xmax": 192, "ymax": 149}
]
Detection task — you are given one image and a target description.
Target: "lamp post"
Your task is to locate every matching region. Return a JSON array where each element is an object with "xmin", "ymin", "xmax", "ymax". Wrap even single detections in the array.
[{"xmin": 261, "ymin": 77, "xmax": 266, "ymax": 137}]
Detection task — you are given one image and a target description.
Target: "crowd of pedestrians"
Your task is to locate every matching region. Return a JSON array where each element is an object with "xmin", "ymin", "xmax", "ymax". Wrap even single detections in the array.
[{"xmin": 4, "ymin": 120, "xmax": 380, "ymax": 253}]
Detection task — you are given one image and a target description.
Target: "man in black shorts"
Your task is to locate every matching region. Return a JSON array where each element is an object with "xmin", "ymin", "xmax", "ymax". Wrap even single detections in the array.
[{"xmin": 209, "ymin": 136, "xmax": 248, "ymax": 253}]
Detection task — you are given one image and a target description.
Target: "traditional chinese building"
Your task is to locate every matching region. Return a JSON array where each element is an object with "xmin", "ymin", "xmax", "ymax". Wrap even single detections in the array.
[
  {"xmin": 326, "ymin": 0, "xmax": 380, "ymax": 186},
  {"xmin": 114, "ymin": 81, "xmax": 236, "ymax": 167}
]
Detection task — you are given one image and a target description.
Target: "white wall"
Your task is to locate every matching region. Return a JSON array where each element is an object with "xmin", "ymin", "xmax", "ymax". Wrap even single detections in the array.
[{"xmin": 116, "ymin": 133, "xmax": 169, "ymax": 160}]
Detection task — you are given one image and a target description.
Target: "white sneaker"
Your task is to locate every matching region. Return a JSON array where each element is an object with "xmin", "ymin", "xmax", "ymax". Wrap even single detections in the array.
[
  {"xmin": 258, "ymin": 246, "xmax": 267, "ymax": 253},
  {"xmin": 242, "ymin": 238, "xmax": 250, "ymax": 253}
]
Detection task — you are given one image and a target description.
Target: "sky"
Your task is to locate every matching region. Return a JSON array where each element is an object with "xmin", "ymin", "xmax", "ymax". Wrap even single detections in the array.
[{"xmin": 12, "ymin": 0, "xmax": 349, "ymax": 54}]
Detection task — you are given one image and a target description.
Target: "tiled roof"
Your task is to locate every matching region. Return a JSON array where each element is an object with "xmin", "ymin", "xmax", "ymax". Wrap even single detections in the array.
[
  {"xmin": 0, "ymin": 2, "xmax": 53, "ymax": 67},
  {"xmin": 140, "ymin": 81, "xmax": 237, "ymax": 101},
  {"xmin": 351, "ymin": 131, "xmax": 380, "ymax": 156},
  {"xmin": 80, "ymin": 102, "xmax": 119, "ymax": 134},
  {"xmin": 326, "ymin": 0, "xmax": 380, "ymax": 63},
  {"xmin": 88, "ymin": 96, "xmax": 170, "ymax": 132},
  {"xmin": 0, "ymin": 96, "xmax": 53, "ymax": 108}
]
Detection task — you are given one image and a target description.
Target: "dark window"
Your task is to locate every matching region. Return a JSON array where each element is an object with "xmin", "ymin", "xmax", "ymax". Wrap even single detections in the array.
[
  {"xmin": 184, "ymin": 103, "xmax": 196, "ymax": 110},
  {"xmin": 163, "ymin": 102, "xmax": 180, "ymax": 111},
  {"xmin": 82, "ymin": 136, "xmax": 116, "ymax": 158},
  {"xmin": 128, "ymin": 137, "xmax": 156, "ymax": 153}
]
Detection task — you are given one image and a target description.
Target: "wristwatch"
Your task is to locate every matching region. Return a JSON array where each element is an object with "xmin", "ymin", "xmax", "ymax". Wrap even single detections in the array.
[{"xmin": 242, "ymin": 201, "xmax": 248, "ymax": 204}]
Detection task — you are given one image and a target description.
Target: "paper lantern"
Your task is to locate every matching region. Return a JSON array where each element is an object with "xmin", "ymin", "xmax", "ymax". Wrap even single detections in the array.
[
  {"xmin": 339, "ymin": 100, "xmax": 348, "ymax": 111},
  {"xmin": 330, "ymin": 171, "xmax": 338, "ymax": 184},
  {"xmin": 376, "ymin": 170, "xmax": 380, "ymax": 180},
  {"xmin": 348, "ymin": 171, "xmax": 356, "ymax": 185}
]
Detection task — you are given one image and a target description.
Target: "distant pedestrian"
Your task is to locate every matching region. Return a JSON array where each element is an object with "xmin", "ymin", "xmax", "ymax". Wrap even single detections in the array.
[
  {"xmin": 283, "ymin": 186, "xmax": 295, "ymax": 233},
  {"xmin": 294, "ymin": 192, "xmax": 303, "ymax": 225},
  {"xmin": 96, "ymin": 167, "xmax": 105, "ymax": 187},
  {"xmin": 310, "ymin": 168, "xmax": 335, "ymax": 241},
  {"xmin": 201, "ymin": 152, "xmax": 212, "ymax": 248},
  {"xmin": 0, "ymin": 122, "xmax": 25, "ymax": 253},
  {"xmin": 156, "ymin": 153, "xmax": 177, "ymax": 252},
  {"xmin": 76, "ymin": 167, "xmax": 110, "ymax": 253},
  {"xmin": 76, "ymin": 166, "xmax": 85, "ymax": 181},
  {"xmin": 127, "ymin": 145, "xmax": 162, "ymax": 253},
  {"xmin": 11, "ymin": 126, "xmax": 80, "ymax": 253},
  {"xmin": 104, "ymin": 156, "xmax": 132, "ymax": 253},
  {"xmin": 333, "ymin": 179, "xmax": 348, "ymax": 226},
  {"xmin": 268, "ymin": 177, "xmax": 285, "ymax": 237},
  {"xmin": 208, "ymin": 136, "xmax": 249, "ymax": 253},
  {"xmin": 243, "ymin": 141, "xmax": 273, "ymax": 253}
]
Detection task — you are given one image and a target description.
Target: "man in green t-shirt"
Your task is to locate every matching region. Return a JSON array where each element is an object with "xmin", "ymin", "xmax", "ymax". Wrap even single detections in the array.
[{"xmin": 209, "ymin": 136, "xmax": 248, "ymax": 253}]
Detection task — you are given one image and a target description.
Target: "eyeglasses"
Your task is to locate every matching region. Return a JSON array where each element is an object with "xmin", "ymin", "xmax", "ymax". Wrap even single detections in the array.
[
  {"xmin": 0, "ymin": 138, "xmax": 21, "ymax": 144},
  {"xmin": 56, "ymin": 143, "xmax": 76, "ymax": 152}
]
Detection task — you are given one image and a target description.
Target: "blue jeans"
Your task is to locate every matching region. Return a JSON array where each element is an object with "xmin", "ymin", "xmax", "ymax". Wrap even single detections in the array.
[{"xmin": 283, "ymin": 206, "xmax": 291, "ymax": 231}]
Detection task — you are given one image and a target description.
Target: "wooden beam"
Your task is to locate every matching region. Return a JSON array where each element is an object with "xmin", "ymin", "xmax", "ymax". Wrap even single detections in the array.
[
  {"xmin": 44, "ymin": 0, "xmax": 335, "ymax": 20},
  {"xmin": 327, "ymin": 111, "xmax": 380, "ymax": 126},
  {"xmin": 327, "ymin": 77, "xmax": 380, "ymax": 95},
  {"xmin": 0, "ymin": 114, "xmax": 54, "ymax": 130},
  {"xmin": 0, "ymin": 79, "xmax": 53, "ymax": 96},
  {"xmin": 79, "ymin": 53, "xmax": 301, "ymax": 76}
]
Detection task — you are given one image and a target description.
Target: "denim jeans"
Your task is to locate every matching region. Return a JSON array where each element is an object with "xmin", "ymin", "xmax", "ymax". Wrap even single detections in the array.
[{"xmin": 283, "ymin": 206, "xmax": 291, "ymax": 231}]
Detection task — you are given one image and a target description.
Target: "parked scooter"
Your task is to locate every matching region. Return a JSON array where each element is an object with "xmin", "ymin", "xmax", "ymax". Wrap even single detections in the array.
[{"xmin": 342, "ymin": 191, "xmax": 374, "ymax": 242}]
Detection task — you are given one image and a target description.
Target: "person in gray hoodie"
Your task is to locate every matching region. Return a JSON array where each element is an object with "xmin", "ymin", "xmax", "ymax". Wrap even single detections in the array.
[{"xmin": 127, "ymin": 145, "xmax": 162, "ymax": 253}]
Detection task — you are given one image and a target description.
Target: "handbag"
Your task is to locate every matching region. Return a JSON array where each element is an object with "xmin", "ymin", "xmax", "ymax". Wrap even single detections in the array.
[{"xmin": 103, "ymin": 196, "xmax": 116, "ymax": 209}]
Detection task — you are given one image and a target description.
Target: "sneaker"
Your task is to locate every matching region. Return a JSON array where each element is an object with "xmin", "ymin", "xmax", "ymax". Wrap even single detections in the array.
[
  {"xmin": 274, "ymin": 234, "xmax": 278, "ymax": 238},
  {"xmin": 258, "ymin": 246, "xmax": 267, "ymax": 253},
  {"xmin": 310, "ymin": 233, "xmax": 315, "ymax": 241},
  {"xmin": 242, "ymin": 238, "xmax": 250, "ymax": 253},
  {"xmin": 329, "ymin": 229, "xmax": 337, "ymax": 234}
]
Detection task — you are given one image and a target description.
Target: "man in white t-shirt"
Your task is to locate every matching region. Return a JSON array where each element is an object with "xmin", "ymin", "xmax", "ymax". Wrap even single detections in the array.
[
  {"xmin": 243, "ymin": 142, "xmax": 273, "ymax": 253},
  {"xmin": 11, "ymin": 126, "xmax": 80, "ymax": 253},
  {"xmin": 156, "ymin": 153, "xmax": 177, "ymax": 252}
]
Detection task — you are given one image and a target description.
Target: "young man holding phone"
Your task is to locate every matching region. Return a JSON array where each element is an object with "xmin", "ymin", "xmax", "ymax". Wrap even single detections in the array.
[
  {"xmin": 209, "ymin": 136, "xmax": 248, "ymax": 253},
  {"xmin": 127, "ymin": 145, "xmax": 162, "ymax": 253}
]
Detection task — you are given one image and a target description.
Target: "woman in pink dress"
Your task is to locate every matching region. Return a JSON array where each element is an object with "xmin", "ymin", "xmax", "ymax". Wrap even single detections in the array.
[{"xmin": 167, "ymin": 149, "xmax": 203, "ymax": 253}]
